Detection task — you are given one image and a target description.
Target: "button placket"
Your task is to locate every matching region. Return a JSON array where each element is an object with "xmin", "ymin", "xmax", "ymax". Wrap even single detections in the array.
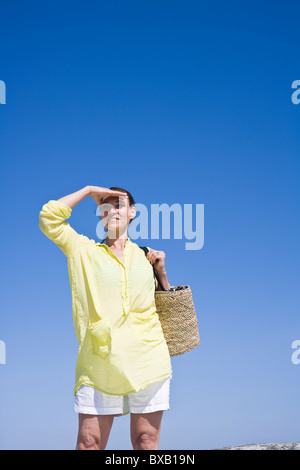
[{"xmin": 121, "ymin": 241, "xmax": 130, "ymax": 316}]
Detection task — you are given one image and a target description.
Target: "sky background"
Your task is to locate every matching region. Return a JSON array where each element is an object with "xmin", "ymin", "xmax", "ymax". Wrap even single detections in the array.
[{"xmin": 0, "ymin": 0, "xmax": 299, "ymax": 450}]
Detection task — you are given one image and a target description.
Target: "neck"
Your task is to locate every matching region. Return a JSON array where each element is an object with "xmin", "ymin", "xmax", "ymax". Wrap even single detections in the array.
[{"xmin": 105, "ymin": 230, "xmax": 129, "ymax": 249}]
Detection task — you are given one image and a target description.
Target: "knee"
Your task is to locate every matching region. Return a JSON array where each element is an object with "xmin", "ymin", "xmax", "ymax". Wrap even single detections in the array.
[
  {"xmin": 133, "ymin": 432, "xmax": 158, "ymax": 450},
  {"xmin": 76, "ymin": 434, "xmax": 101, "ymax": 450}
]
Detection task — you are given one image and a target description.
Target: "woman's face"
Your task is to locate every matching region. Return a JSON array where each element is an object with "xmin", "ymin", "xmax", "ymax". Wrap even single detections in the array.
[{"xmin": 100, "ymin": 195, "xmax": 135, "ymax": 234}]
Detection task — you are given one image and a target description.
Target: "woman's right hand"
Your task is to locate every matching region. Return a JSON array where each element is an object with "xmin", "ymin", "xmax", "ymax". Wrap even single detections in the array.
[{"xmin": 88, "ymin": 186, "xmax": 127, "ymax": 206}]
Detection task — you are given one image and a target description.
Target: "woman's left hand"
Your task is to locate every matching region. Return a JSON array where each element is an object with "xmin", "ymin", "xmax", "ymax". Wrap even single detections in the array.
[{"xmin": 146, "ymin": 249, "xmax": 166, "ymax": 274}]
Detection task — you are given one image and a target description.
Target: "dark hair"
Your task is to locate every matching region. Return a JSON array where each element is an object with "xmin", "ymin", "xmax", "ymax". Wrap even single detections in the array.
[{"xmin": 108, "ymin": 187, "xmax": 136, "ymax": 208}]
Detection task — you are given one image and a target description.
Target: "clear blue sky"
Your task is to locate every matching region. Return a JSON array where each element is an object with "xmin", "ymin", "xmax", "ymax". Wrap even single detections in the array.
[{"xmin": 0, "ymin": 0, "xmax": 299, "ymax": 450}]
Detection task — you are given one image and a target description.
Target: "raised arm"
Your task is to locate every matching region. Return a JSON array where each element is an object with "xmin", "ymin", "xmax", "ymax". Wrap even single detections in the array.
[
  {"xmin": 39, "ymin": 186, "xmax": 128, "ymax": 257},
  {"xmin": 57, "ymin": 185, "xmax": 92, "ymax": 208}
]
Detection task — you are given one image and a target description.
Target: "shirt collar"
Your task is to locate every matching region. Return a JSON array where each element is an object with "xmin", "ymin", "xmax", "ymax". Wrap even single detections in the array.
[{"xmin": 99, "ymin": 236, "xmax": 131, "ymax": 246}]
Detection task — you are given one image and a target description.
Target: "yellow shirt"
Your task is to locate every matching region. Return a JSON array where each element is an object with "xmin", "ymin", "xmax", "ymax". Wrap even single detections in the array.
[{"xmin": 39, "ymin": 200, "xmax": 172, "ymax": 396}]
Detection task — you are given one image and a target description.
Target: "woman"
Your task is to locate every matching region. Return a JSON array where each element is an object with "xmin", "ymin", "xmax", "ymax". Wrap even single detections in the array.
[{"xmin": 39, "ymin": 185, "xmax": 172, "ymax": 450}]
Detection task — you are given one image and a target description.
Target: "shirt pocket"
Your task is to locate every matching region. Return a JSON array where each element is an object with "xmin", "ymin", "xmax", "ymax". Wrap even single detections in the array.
[
  {"xmin": 130, "ymin": 311, "xmax": 165, "ymax": 346},
  {"xmin": 88, "ymin": 318, "xmax": 111, "ymax": 360}
]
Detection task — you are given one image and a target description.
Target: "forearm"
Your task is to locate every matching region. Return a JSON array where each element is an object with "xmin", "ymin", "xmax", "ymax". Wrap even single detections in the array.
[
  {"xmin": 156, "ymin": 270, "xmax": 171, "ymax": 290},
  {"xmin": 57, "ymin": 186, "xmax": 91, "ymax": 209}
]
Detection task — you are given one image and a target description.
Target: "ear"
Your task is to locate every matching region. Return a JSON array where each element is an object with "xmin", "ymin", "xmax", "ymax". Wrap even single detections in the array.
[{"xmin": 129, "ymin": 205, "xmax": 136, "ymax": 221}]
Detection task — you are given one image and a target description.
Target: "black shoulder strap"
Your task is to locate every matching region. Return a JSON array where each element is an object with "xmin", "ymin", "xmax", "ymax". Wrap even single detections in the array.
[{"xmin": 139, "ymin": 246, "xmax": 166, "ymax": 291}]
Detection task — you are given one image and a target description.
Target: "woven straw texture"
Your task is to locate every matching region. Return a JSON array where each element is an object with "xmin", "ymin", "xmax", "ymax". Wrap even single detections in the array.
[{"xmin": 155, "ymin": 285, "xmax": 200, "ymax": 357}]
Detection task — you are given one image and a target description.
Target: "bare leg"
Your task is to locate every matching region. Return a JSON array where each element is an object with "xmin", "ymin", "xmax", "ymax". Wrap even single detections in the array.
[
  {"xmin": 130, "ymin": 411, "xmax": 164, "ymax": 450},
  {"xmin": 76, "ymin": 413, "xmax": 115, "ymax": 450}
]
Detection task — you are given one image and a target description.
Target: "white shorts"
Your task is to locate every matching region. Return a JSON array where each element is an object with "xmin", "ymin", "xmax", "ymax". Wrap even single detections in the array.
[{"xmin": 74, "ymin": 375, "xmax": 172, "ymax": 416}]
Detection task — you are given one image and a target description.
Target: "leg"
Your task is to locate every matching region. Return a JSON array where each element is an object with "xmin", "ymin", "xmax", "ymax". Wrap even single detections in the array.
[
  {"xmin": 76, "ymin": 413, "xmax": 115, "ymax": 450},
  {"xmin": 130, "ymin": 411, "xmax": 164, "ymax": 450}
]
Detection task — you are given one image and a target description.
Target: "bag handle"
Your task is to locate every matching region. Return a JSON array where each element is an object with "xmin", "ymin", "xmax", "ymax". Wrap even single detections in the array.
[{"xmin": 139, "ymin": 246, "xmax": 166, "ymax": 291}]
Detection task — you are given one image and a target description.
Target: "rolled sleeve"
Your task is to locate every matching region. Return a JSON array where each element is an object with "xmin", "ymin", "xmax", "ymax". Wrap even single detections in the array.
[{"xmin": 39, "ymin": 200, "xmax": 84, "ymax": 257}]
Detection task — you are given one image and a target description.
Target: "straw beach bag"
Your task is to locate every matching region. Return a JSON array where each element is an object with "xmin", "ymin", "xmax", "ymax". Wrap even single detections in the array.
[{"xmin": 140, "ymin": 247, "xmax": 200, "ymax": 357}]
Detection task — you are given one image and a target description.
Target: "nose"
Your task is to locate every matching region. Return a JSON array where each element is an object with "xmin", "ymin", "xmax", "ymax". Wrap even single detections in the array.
[{"xmin": 109, "ymin": 208, "xmax": 120, "ymax": 220}]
